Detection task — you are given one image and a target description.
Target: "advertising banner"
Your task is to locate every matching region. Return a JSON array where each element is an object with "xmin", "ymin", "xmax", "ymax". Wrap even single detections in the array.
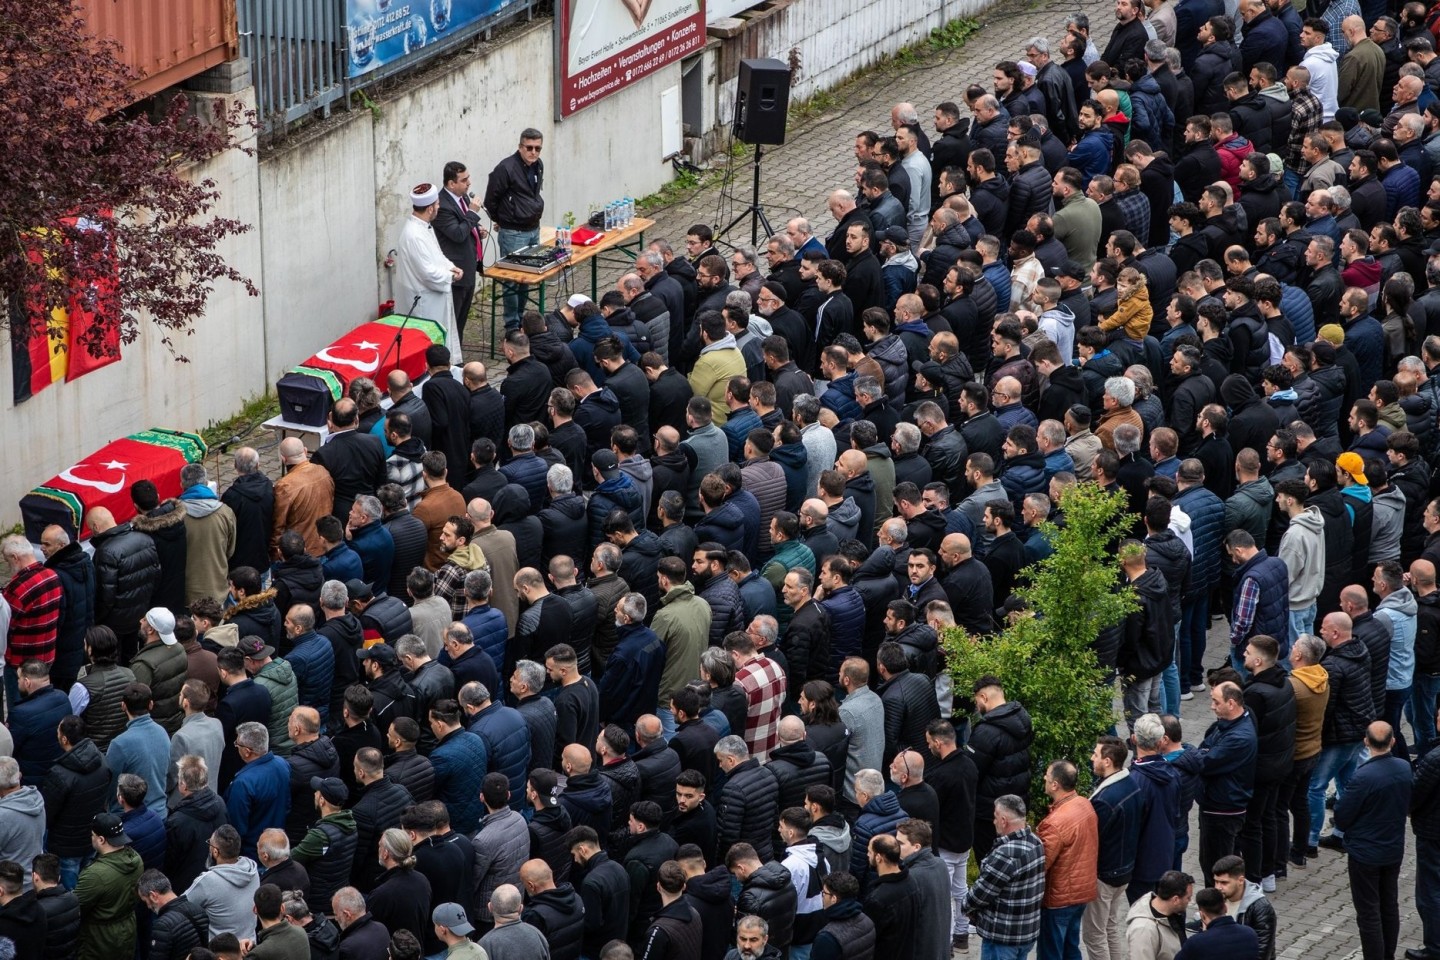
[
  {"xmin": 346, "ymin": 0, "xmax": 516, "ymax": 78},
  {"xmin": 556, "ymin": 0, "xmax": 706, "ymax": 118}
]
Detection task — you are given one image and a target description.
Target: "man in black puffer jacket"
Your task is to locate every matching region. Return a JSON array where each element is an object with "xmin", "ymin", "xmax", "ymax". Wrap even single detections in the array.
[
  {"xmin": 285, "ymin": 714, "xmax": 340, "ymax": 844},
  {"xmin": 1240, "ymin": 637, "xmax": 1296, "ymax": 885},
  {"xmin": 766, "ymin": 717, "xmax": 834, "ymax": 811},
  {"xmin": 730, "ymin": 845, "xmax": 798, "ymax": 956},
  {"xmin": 271, "ymin": 531, "xmax": 325, "ymax": 618},
  {"xmin": 163, "ymin": 755, "xmax": 230, "ymax": 894},
  {"xmin": 33, "ymin": 855, "xmax": 81, "ymax": 960},
  {"xmin": 1306, "ymin": 464, "xmax": 1354, "ymax": 615},
  {"xmin": 967, "ymin": 677, "xmax": 1033, "ymax": 857},
  {"xmin": 86, "ymin": 507, "xmax": 160, "ymax": 649},
  {"xmin": 138, "ymin": 869, "xmax": 209, "ymax": 960},
  {"xmin": 1309, "ymin": 613, "xmax": 1373, "ymax": 851},
  {"xmin": 632, "ymin": 717, "xmax": 682, "ymax": 824},
  {"xmin": 40, "ymin": 528, "xmax": 94, "ymax": 691},
  {"xmin": 1143, "ymin": 498, "xmax": 1191, "ymax": 634},
  {"xmin": 349, "ymin": 747, "xmax": 415, "ymax": 892},
  {"xmin": 520, "ymin": 859, "xmax": 587, "ymax": 960},
  {"xmin": 715, "ymin": 736, "xmax": 781, "ymax": 860},
  {"xmin": 876, "ymin": 641, "xmax": 940, "ymax": 765},
  {"xmin": 38, "ymin": 718, "xmax": 111, "ymax": 874},
  {"xmin": 623, "ymin": 801, "xmax": 680, "ymax": 942}
]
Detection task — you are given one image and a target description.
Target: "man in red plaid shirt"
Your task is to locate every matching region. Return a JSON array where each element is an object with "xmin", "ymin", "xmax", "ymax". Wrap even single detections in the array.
[
  {"xmin": 726, "ymin": 623, "xmax": 787, "ymax": 762},
  {"xmin": 2, "ymin": 534, "xmax": 62, "ymax": 718}
]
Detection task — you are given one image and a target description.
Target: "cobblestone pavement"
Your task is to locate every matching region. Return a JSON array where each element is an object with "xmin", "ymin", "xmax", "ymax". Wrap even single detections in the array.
[
  {"xmin": 230, "ymin": 2, "xmax": 1423, "ymax": 954},
  {"xmin": 1181, "ymin": 618, "xmax": 1420, "ymax": 960}
]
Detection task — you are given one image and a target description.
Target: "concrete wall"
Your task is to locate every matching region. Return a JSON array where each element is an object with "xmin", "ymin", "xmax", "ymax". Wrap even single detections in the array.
[
  {"xmin": 258, "ymin": 113, "xmax": 380, "ymax": 380},
  {"xmin": 0, "ymin": 90, "xmax": 266, "ymax": 523}
]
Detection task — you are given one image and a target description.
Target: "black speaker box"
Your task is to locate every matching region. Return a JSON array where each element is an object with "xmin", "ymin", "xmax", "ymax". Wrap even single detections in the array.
[{"xmin": 734, "ymin": 58, "xmax": 791, "ymax": 146}]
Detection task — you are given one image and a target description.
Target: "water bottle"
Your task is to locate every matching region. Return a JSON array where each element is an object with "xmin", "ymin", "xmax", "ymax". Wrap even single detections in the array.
[
  {"xmin": 624, "ymin": 198, "xmax": 633, "ymax": 226},
  {"xmin": 605, "ymin": 203, "xmax": 615, "ymax": 231}
]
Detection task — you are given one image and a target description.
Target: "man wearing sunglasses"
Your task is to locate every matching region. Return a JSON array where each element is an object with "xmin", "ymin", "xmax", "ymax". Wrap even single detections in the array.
[{"xmin": 484, "ymin": 128, "xmax": 547, "ymax": 330}]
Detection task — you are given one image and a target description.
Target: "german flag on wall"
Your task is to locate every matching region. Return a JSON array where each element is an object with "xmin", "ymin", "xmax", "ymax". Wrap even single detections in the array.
[
  {"xmin": 11, "ymin": 215, "xmax": 121, "ymax": 405},
  {"xmin": 9, "ymin": 293, "xmax": 69, "ymax": 404}
]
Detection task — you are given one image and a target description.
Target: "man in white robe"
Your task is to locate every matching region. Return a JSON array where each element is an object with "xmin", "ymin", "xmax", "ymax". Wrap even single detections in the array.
[{"xmin": 395, "ymin": 182, "xmax": 463, "ymax": 359}]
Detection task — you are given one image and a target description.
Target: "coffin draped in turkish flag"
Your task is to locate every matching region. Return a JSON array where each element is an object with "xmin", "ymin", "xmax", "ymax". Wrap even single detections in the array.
[
  {"xmin": 276, "ymin": 316, "xmax": 446, "ymax": 426},
  {"xmin": 20, "ymin": 429, "xmax": 208, "ymax": 541}
]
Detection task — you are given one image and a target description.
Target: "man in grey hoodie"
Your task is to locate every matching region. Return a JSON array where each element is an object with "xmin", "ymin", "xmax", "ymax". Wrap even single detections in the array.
[
  {"xmin": 803, "ymin": 784, "xmax": 853, "ymax": 875},
  {"xmin": 1032, "ymin": 279, "xmax": 1076, "ymax": 361},
  {"xmin": 184, "ymin": 823, "xmax": 261, "ymax": 941},
  {"xmin": 1275, "ymin": 480, "xmax": 1327, "ymax": 644},
  {"xmin": 615, "ymin": 426, "xmax": 655, "ymax": 523},
  {"xmin": 819, "ymin": 471, "xmax": 863, "ymax": 544},
  {"xmin": 0, "ymin": 759, "xmax": 44, "ymax": 890}
]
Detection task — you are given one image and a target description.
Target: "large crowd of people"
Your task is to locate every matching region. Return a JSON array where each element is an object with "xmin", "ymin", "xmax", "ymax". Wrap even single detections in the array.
[{"xmin": 14, "ymin": 4, "xmax": 1440, "ymax": 959}]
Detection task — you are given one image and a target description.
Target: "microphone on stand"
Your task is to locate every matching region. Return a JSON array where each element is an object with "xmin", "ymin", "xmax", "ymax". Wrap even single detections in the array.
[{"xmin": 382, "ymin": 294, "xmax": 423, "ymax": 372}]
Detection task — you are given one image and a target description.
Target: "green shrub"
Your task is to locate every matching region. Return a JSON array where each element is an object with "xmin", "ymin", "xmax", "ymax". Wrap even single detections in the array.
[{"xmin": 942, "ymin": 482, "xmax": 1136, "ymax": 813}]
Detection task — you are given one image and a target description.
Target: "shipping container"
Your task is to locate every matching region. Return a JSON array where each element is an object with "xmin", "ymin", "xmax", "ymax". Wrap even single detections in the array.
[{"xmin": 77, "ymin": 0, "xmax": 240, "ymax": 100}]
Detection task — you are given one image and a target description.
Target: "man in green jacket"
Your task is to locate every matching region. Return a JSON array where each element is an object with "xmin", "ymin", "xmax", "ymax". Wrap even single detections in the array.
[
  {"xmin": 244, "ymin": 883, "xmax": 312, "ymax": 959},
  {"xmin": 291, "ymin": 777, "xmax": 358, "ymax": 914},
  {"xmin": 652, "ymin": 557, "xmax": 712, "ymax": 732},
  {"xmin": 75, "ymin": 813, "xmax": 144, "ymax": 960}
]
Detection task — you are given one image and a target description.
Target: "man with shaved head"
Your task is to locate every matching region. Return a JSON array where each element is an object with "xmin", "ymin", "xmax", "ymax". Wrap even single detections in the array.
[
  {"xmin": 1334, "ymin": 721, "xmax": 1411, "ymax": 960},
  {"xmin": 470, "ymin": 497, "xmax": 520, "ymax": 630},
  {"xmin": 1410, "ymin": 558, "xmax": 1440, "ymax": 757},
  {"xmin": 938, "ymin": 533, "xmax": 994, "ymax": 638},
  {"xmin": 85, "ymin": 505, "xmax": 160, "ymax": 649},
  {"xmin": 1308, "ymin": 611, "xmax": 1374, "ymax": 857},
  {"xmin": 559, "ymin": 743, "xmax": 612, "ymax": 835},
  {"xmin": 798, "ymin": 498, "xmax": 839, "ymax": 561},
  {"xmin": 271, "ymin": 436, "xmax": 336, "ymax": 557},
  {"xmin": 462, "ymin": 360, "xmax": 507, "ymax": 459},
  {"xmin": 518, "ymin": 857, "xmax": 586, "ymax": 956},
  {"xmin": 836, "ymin": 449, "xmax": 876, "ymax": 549}
]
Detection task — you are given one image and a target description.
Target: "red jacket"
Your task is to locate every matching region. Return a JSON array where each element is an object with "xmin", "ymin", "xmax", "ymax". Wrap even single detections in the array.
[
  {"xmin": 1036, "ymin": 792, "xmax": 1099, "ymax": 907},
  {"xmin": 3, "ymin": 561, "xmax": 62, "ymax": 666},
  {"xmin": 1214, "ymin": 133, "xmax": 1254, "ymax": 194}
]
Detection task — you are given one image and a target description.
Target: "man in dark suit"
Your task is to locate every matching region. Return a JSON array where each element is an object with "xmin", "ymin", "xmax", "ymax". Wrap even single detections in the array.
[
  {"xmin": 312, "ymin": 398, "xmax": 386, "ymax": 520},
  {"xmin": 434, "ymin": 161, "xmax": 488, "ymax": 340}
]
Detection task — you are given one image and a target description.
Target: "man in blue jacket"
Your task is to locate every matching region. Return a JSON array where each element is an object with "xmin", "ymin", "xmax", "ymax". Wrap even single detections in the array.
[
  {"xmin": 1172, "ymin": 681, "xmax": 1258, "ymax": 886},
  {"xmin": 1084, "ymin": 735, "xmax": 1144, "ymax": 960},
  {"xmin": 597, "ymin": 593, "xmax": 666, "ymax": 729},
  {"xmin": 282, "ymin": 606, "xmax": 336, "ymax": 729},
  {"xmin": 1129, "ymin": 714, "xmax": 1182, "ymax": 902},
  {"xmin": 1334, "ymin": 721, "xmax": 1412, "ymax": 960},
  {"xmin": 226, "ymin": 720, "xmax": 291, "ymax": 859},
  {"xmin": 1066, "ymin": 101, "xmax": 1115, "ymax": 188},
  {"xmin": 459, "ymin": 681, "xmax": 530, "ymax": 811}
]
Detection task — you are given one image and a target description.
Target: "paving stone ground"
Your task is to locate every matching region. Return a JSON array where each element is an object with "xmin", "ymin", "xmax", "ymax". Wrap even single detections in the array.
[{"xmin": 223, "ymin": 2, "xmax": 1424, "ymax": 953}]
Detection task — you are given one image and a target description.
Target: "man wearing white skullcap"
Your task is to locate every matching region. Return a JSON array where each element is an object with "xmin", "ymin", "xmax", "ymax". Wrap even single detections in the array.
[{"xmin": 395, "ymin": 181, "xmax": 464, "ymax": 359}]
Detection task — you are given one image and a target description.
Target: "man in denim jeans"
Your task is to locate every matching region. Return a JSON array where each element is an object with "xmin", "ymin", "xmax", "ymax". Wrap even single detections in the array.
[
  {"xmin": 1310, "ymin": 612, "xmax": 1372, "ymax": 854},
  {"xmin": 484, "ymin": 128, "xmax": 546, "ymax": 330}
]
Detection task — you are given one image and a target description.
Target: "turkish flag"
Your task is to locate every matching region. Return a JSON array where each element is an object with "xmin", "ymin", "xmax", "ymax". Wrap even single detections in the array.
[
  {"xmin": 20, "ymin": 429, "xmax": 206, "ymax": 540},
  {"xmin": 296, "ymin": 320, "xmax": 438, "ymax": 396}
]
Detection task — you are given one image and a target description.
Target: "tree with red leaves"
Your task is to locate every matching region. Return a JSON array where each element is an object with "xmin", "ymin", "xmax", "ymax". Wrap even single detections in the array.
[{"xmin": 0, "ymin": 0, "xmax": 257, "ymax": 361}]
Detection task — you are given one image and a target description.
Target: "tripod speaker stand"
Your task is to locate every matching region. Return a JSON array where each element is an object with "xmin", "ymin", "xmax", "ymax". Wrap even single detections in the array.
[{"xmin": 718, "ymin": 58, "xmax": 790, "ymax": 247}]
